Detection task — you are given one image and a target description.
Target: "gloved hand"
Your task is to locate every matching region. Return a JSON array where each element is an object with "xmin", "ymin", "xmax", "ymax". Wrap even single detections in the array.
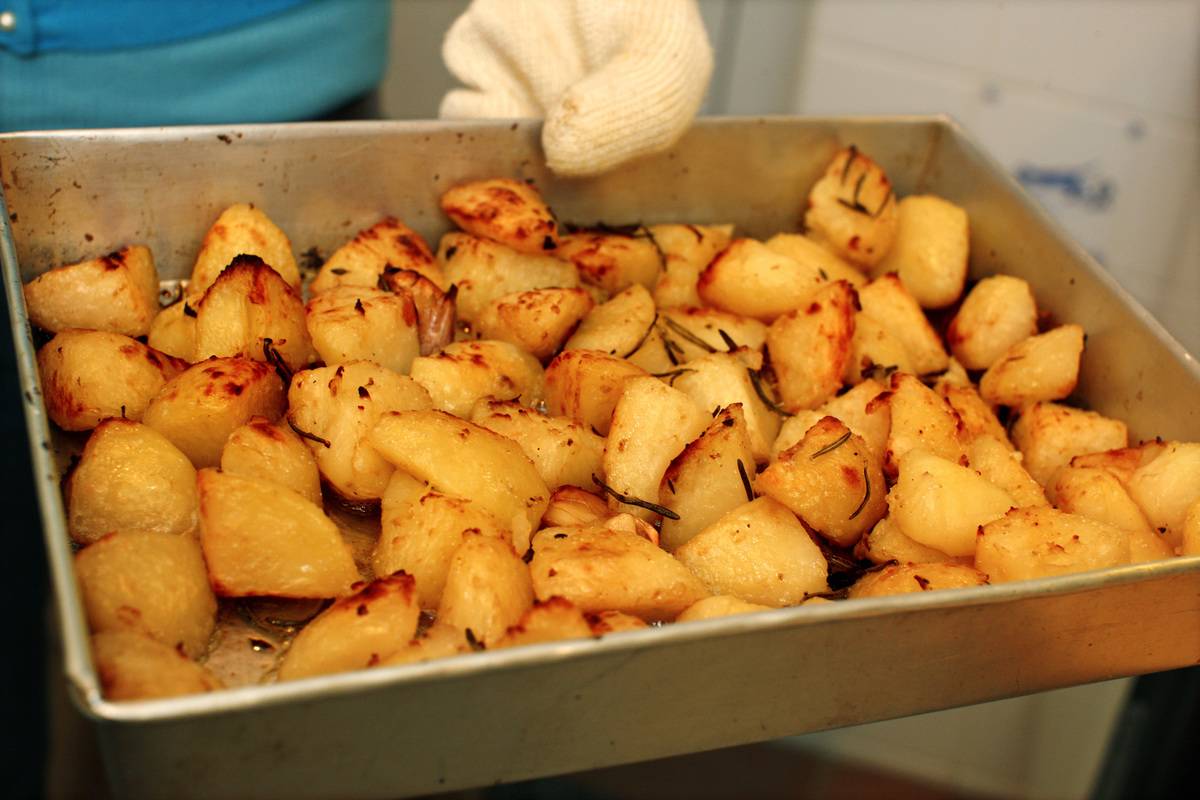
[{"xmin": 440, "ymin": 0, "xmax": 713, "ymax": 177}]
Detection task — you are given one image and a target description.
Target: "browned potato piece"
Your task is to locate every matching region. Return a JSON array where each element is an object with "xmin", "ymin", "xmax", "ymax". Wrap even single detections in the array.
[
  {"xmin": 585, "ymin": 610, "xmax": 649, "ymax": 635},
  {"xmin": 492, "ymin": 597, "xmax": 594, "ymax": 649},
  {"xmin": 544, "ymin": 349, "xmax": 647, "ymax": 436},
  {"xmin": 439, "ymin": 232, "xmax": 579, "ymax": 324},
  {"xmin": 874, "ymin": 195, "xmax": 969, "ymax": 308},
  {"xmin": 1070, "ymin": 441, "xmax": 1169, "ymax": 485},
  {"xmin": 470, "ymin": 399, "xmax": 605, "ymax": 490},
  {"xmin": 310, "ymin": 217, "xmax": 440, "ymax": 295},
  {"xmin": 370, "ymin": 410, "xmax": 550, "ymax": 554},
  {"xmin": 757, "ymin": 417, "xmax": 886, "ymax": 547},
  {"xmin": 438, "ymin": 535, "xmax": 534, "ymax": 644},
  {"xmin": 541, "ymin": 486, "xmax": 612, "ymax": 528},
  {"xmin": 764, "ymin": 233, "xmax": 867, "ymax": 289},
  {"xmin": 530, "ymin": 520, "xmax": 709, "ymax": 620},
  {"xmin": 410, "ymin": 339, "xmax": 544, "ymax": 418},
  {"xmin": 277, "ymin": 573, "xmax": 421, "ymax": 681},
  {"xmin": 675, "ymin": 498, "xmax": 828, "ymax": 606},
  {"xmin": 672, "ymin": 351, "xmax": 782, "ymax": 463},
  {"xmin": 766, "ymin": 280, "xmax": 857, "ymax": 412},
  {"xmin": 288, "ymin": 361, "xmax": 432, "ymax": 503},
  {"xmin": 676, "ymin": 595, "xmax": 773, "ymax": 622},
  {"xmin": 843, "ymin": 313, "xmax": 915, "ymax": 385},
  {"xmin": 804, "ymin": 146, "xmax": 898, "ymax": 269},
  {"xmin": 1126, "ymin": 442, "xmax": 1200, "ymax": 550},
  {"xmin": 441, "ymin": 178, "xmax": 559, "ymax": 256},
  {"xmin": 67, "ymin": 420, "xmax": 198, "ymax": 544},
  {"xmin": 947, "ymin": 276, "xmax": 1039, "ymax": 371},
  {"xmin": 940, "ymin": 384, "xmax": 1010, "ymax": 446},
  {"xmin": 980, "ymin": 325, "xmax": 1084, "ymax": 408},
  {"xmin": 379, "ymin": 621, "xmax": 473, "ymax": 667},
  {"xmin": 75, "ymin": 531, "xmax": 216, "ymax": 658},
  {"xmin": 651, "ymin": 223, "xmax": 734, "ymax": 308},
  {"xmin": 193, "ymin": 254, "xmax": 313, "ymax": 371},
  {"xmin": 870, "ymin": 371, "xmax": 968, "ymax": 477},
  {"xmin": 659, "ymin": 405, "xmax": 757, "ymax": 551},
  {"xmin": 198, "ymin": 469, "xmax": 359, "ymax": 598},
  {"xmin": 854, "ymin": 516, "xmax": 960, "ymax": 566},
  {"xmin": 1050, "ymin": 466, "xmax": 1173, "ymax": 563},
  {"xmin": 38, "ymin": 330, "xmax": 186, "ymax": 431},
  {"xmin": 1011, "ymin": 402, "xmax": 1128, "ymax": 487},
  {"xmin": 772, "ymin": 378, "xmax": 888, "ymax": 461},
  {"xmin": 603, "ymin": 376, "xmax": 708, "ymax": 520},
  {"xmin": 657, "ymin": 307, "xmax": 768, "ymax": 359},
  {"xmin": 220, "ymin": 416, "xmax": 322, "ymax": 505},
  {"xmin": 556, "ymin": 231, "xmax": 662, "ymax": 293},
  {"xmin": 144, "ymin": 357, "xmax": 285, "ymax": 468},
  {"xmin": 697, "ymin": 239, "xmax": 823, "ymax": 321},
  {"xmin": 888, "ymin": 448, "xmax": 1014, "ymax": 557},
  {"xmin": 373, "ymin": 482, "xmax": 510, "ymax": 609},
  {"xmin": 304, "ymin": 286, "xmax": 420, "ymax": 374},
  {"xmin": 848, "ymin": 562, "xmax": 988, "ymax": 599},
  {"xmin": 976, "ymin": 506, "xmax": 1131, "ymax": 582},
  {"xmin": 563, "ymin": 284, "xmax": 656, "ymax": 358},
  {"xmin": 93, "ymin": 631, "xmax": 221, "ymax": 701},
  {"xmin": 148, "ymin": 301, "xmax": 197, "ymax": 361},
  {"xmin": 24, "ymin": 245, "xmax": 159, "ymax": 336},
  {"xmin": 189, "ymin": 203, "xmax": 299, "ymax": 298},
  {"xmin": 476, "ymin": 287, "xmax": 594, "ymax": 361},
  {"xmin": 966, "ymin": 435, "xmax": 1048, "ymax": 509},
  {"xmin": 857, "ymin": 274, "xmax": 949, "ymax": 374}
]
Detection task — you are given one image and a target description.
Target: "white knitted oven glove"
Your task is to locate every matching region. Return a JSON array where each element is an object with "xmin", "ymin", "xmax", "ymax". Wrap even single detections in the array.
[{"xmin": 440, "ymin": 0, "xmax": 713, "ymax": 177}]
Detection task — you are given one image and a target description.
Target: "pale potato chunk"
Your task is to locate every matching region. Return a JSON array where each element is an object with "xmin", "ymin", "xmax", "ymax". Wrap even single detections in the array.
[
  {"xmin": 93, "ymin": 631, "xmax": 221, "ymax": 701},
  {"xmin": 659, "ymin": 405, "xmax": 757, "ymax": 551},
  {"xmin": 492, "ymin": 597, "xmax": 594, "ymax": 650},
  {"xmin": 848, "ymin": 563, "xmax": 988, "ymax": 599},
  {"xmin": 675, "ymin": 498, "xmax": 828, "ymax": 606},
  {"xmin": 672, "ymin": 351, "xmax": 782, "ymax": 463},
  {"xmin": 438, "ymin": 535, "xmax": 534, "ymax": 644},
  {"xmin": 563, "ymin": 284, "xmax": 656, "ymax": 358},
  {"xmin": 310, "ymin": 217, "xmax": 439, "ymax": 295},
  {"xmin": 871, "ymin": 371, "xmax": 968, "ymax": 477},
  {"xmin": 697, "ymin": 239, "xmax": 823, "ymax": 321},
  {"xmin": 541, "ymin": 486, "xmax": 612, "ymax": 528},
  {"xmin": 857, "ymin": 274, "xmax": 949, "ymax": 375},
  {"xmin": 67, "ymin": 420, "xmax": 198, "ymax": 544},
  {"xmin": 370, "ymin": 410, "xmax": 550, "ymax": 553},
  {"xmin": 530, "ymin": 521, "xmax": 709, "ymax": 620},
  {"xmin": 143, "ymin": 357, "xmax": 285, "ymax": 468},
  {"xmin": 439, "ymin": 232, "xmax": 579, "ymax": 324},
  {"xmin": 976, "ymin": 506, "xmax": 1131, "ymax": 582},
  {"xmin": 854, "ymin": 516, "xmax": 959, "ymax": 566},
  {"xmin": 764, "ymin": 233, "xmax": 867, "ymax": 289},
  {"xmin": 24, "ymin": 245, "xmax": 159, "ymax": 336},
  {"xmin": 1050, "ymin": 467, "xmax": 1173, "ymax": 563},
  {"xmin": 585, "ymin": 610, "xmax": 649, "ymax": 635},
  {"xmin": 980, "ymin": 325, "xmax": 1084, "ymax": 408},
  {"xmin": 766, "ymin": 280, "xmax": 857, "ymax": 411},
  {"xmin": 676, "ymin": 595, "xmax": 773, "ymax": 622},
  {"xmin": 651, "ymin": 223, "xmax": 734, "ymax": 308},
  {"xmin": 947, "ymin": 275, "xmax": 1038, "ymax": 371},
  {"xmin": 966, "ymin": 435, "xmax": 1047, "ymax": 508},
  {"xmin": 875, "ymin": 195, "xmax": 969, "ymax": 308},
  {"xmin": 277, "ymin": 573, "xmax": 421, "ymax": 681},
  {"xmin": 1181, "ymin": 499, "xmax": 1200, "ymax": 557},
  {"xmin": 843, "ymin": 313, "xmax": 915, "ymax": 385},
  {"xmin": 1070, "ymin": 441, "xmax": 1169, "ymax": 486},
  {"xmin": 410, "ymin": 339, "xmax": 544, "ymax": 418},
  {"xmin": 888, "ymin": 449, "xmax": 1015, "ymax": 557},
  {"xmin": 602, "ymin": 376, "xmax": 708, "ymax": 519},
  {"xmin": 470, "ymin": 399, "xmax": 605, "ymax": 490},
  {"xmin": 940, "ymin": 384, "xmax": 1010, "ymax": 446},
  {"xmin": 556, "ymin": 230, "xmax": 661, "ymax": 293},
  {"xmin": 545, "ymin": 349, "xmax": 647, "ymax": 436},
  {"xmin": 38, "ymin": 330, "xmax": 186, "ymax": 431},
  {"xmin": 75, "ymin": 531, "xmax": 216, "ymax": 658},
  {"xmin": 1011, "ymin": 402, "xmax": 1128, "ymax": 486},
  {"xmin": 198, "ymin": 469, "xmax": 359, "ymax": 598},
  {"xmin": 758, "ymin": 416, "xmax": 886, "ymax": 547},
  {"xmin": 771, "ymin": 379, "xmax": 888, "ymax": 461},
  {"xmin": 288, "ymin": 361, "xmax": 432, "ymax": 503},
  {"xmin": 148, "ymin": 301, "xmax": 197, "ymax": 361},
  {"xmin": 189, "ymin": 203, "xmax": 299, "ymax": 299},
  {"xmin": 658, "ymin": 307, "xmax": 768, "ymax": 360},
  {"xmin": 1126, "ymin": 442, "xmax": 1200, "ymax": 550},
  {"xmin": 193, "ymin": 254, "xmax": 313, "ymax": 371},
  {"xmin": 220, "ymin": 416, "xmax": 322, "ymax": 505},
  {"xmin": 476, "ymin": 287, "xmax": 594, "ymax": 361},
  {"xmin": 441, "ymin": 178, "xmax": 559, "ymax": 256},
  {"xmin": 379, "ymin": 621, "xmax": 473, "ymax": 667},
  {"xmin": 304, "ymin": 286, "xmax": 419, "ymax": 374},
  {"xmin": 804, "ymin": 146, "xmax": 898, "ymax": 269}
]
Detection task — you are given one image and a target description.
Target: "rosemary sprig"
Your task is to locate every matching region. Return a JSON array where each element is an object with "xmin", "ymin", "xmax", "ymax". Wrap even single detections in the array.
[
  {"xmin": 848, "ymin": 467, "xmax": 871, "ymax": 520},
  {"xmin": 803, "ymin": 588, "xmax": 851, "ymax": 602},
  {"xmin": 464, "ymin": 628, "xmax": 486, "ymax": 652},
  {"xmin": 747, "ymin": 368, "xmax": 793, "ymax": 417},
  {"xmin": 661, "ymin": 316, "xmax": 717, "ymax": 353},
  {"xmin": 810, "ymin": 430, "xmax": 852, "ymax": 459},
  {"xmin": 650, "ymin": 367, "xmax": 696, "ymax": 385},
  {"xmin": 622, "ymin": 313, "xmax": 660, "ymax": 359},
  {"xmin": 717, "ymin": 328, "xmax": 739, "ymax": 353},
  {"xmin": 660, "ymin": 330, "xmax": 686, "ymax": 366},
  {"xmin": 840, "ymin": 145, "xmax": 859, "ymax": 184},
  {"xmin": 861, "ymin": 362, "xmax": 899, "ymax": 382},
  {"xmin": 592, "ymin": 474, "xmax": 680, "ymax": 520},
  {"xmin": 287, "ymin": 417, "xmax": 331, "ymax": 448},
  {"xmin": 262, "ymin": 337, "xmax": 294, "ymax": 384},
  {"xmin": 736, "ymin": 458, "xmax": 754, "ymax": 502}
]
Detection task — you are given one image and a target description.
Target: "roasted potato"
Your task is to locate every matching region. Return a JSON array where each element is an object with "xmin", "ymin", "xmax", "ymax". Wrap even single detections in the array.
[
  {"xmin": 556, "ymin": 230, "xmax": 662, "ymax": 293},
  {"xmin": 379, "ymin": 621, "xmax": 473, "ymax": 667},
  {"xmin": 764, "ymin": 233, "xmax": 867, "ymax": 289},
  {"xmin": 304, "ymin": 285, "xmax": 420, "ymax": 374},
  {"xmin": 854, "ymin": 516, "xmax": 960, "ymax": 566},
  {"xmin": 874, "ymin": 195, "xmax": 969, "ymax": 308},
  {"xmin": 870, "ymin": 371, "xmax": 968, "ymax": 477},
  {"xmin": 965, "ymin": 434, "xmax": 1047, "ymax": 509},
  {"xmin": 698, "ymin": 239, "xmax": 823, "ymax": 321},
  {"xmin": 671, "ymin": 351, "xmax": 782, "ymax": 463},
  {"xmin": 93, "ymin": 630, "xmax": 221, "ymax": 701},
  {"xmin": 652, "ymin": 223, "xmax": 735, "ymax": 307},
  {"xmin": 1125, "ymin": 442, "xmax": 1200, "ymax": 550},
  {"xmin": 843, "ymin": 312, "xmax": 916, "ymax": 385},
  {"xmin": 147, "ymin": 300, "xmax": 198, "ymax": 361},
  {"xmin": 544, "ymin": 349, "xmax": 648, "ymax": 436},
  {"xmin": 410, "ymin": 339, "xmax": 544, "ymax": 418},
  {"xmin": 856, "ymin": 273, "xmax": 949, "ymax": 375},
  {"xmin": 476, "ymin": 287, "xmax": 594, "ymax": 361},
  {"xmin": 470, "ymin": 399, "xmax": 605, "ymax": 490},
  {"xmin": 585, "ymin": 610, "xmax": 650, "ymax": 635},
  {"xmin": 220, "ymin": 416, "xmax": 322, "ymax": 505},
  {"xmin": 1011, "ymin": 402, "xmax": 1128, "ymax": 487},
  {"xmin": 766, "ymin": 280, "xmax": 857, "ymax": 412},
  {"xmin": 804, "ymin": 146, "xmax": 898, "ymax": 269},
  {"xmin": 947, "ymin": 275, "xmax": 1039, "ymax": 371},
  {"xmin": 310, "ymin": 217, "xmax": 440, "ymax": 295},
  {"xmin": 492, "ymin": 597, "xmax": 594, "ymax": 650},
  {"xmin": 848, "ymin": 562, "xmax": 988, "ymax": 598},
  {"xmin": 440, "ymin": 178, "xmax": 559, "ymax": 256},
  {"xmin": 979, "ymin": 325, "xmax": 1084, "ymax": 408},
  {"xmin": 976, "ymin": 506, "xmax": 1131, "ymax": 582},
  {"xmin": 189, "ymin": 203, "xmax": 299, "ymax": 299},
  {"xmin": 438, "ymin": 534, "xmax": 534, "ymax": 644},
  {"xmin": 771, "ymin": 378, "xmax": 888, "ymax": 461},
  {"xmin": 563, "ymin": 284, "xmax": 656, "ymax": 358},
  {"xmin": 24, "ymin": 245, "xmax": 159, "ymax": 337},
  {"xmin": 439, "ymin": 232, "xmax": 579, "ymax": 324},
  {"xmin": 676, "ymin": 595, "xmax": 773, "ymax": 622},
  {"xmin": 1050, "ymin": 466, "xmax": 1173, "ymax": 563}
]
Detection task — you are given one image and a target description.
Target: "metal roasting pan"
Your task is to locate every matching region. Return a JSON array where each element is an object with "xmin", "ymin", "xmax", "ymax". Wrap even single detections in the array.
[{"xmin": 2, "ymin": 117, "xmax": 1198, "ymax": 800}]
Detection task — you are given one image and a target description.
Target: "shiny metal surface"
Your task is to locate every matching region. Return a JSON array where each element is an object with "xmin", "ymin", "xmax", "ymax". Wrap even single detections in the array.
[{"xmin": 2, "ymin": 117, "xmax": 1198, "ymax": 800}]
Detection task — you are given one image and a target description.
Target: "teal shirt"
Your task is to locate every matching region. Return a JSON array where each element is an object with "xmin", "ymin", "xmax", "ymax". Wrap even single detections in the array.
[{"xmin": 0, "ymin": 0, "xmax": 392, "ymax": 131}]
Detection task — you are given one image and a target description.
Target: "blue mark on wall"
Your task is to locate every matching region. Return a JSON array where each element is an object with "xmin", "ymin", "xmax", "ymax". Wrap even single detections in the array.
[{"xmin": 1014, "ymin": 163, "xmax": 1115, "ymax": 212}]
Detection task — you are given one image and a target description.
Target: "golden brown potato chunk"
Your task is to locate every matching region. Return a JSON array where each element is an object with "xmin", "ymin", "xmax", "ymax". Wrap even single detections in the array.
[
  {"xmin": 939, "ymin": 384, "xmax": 1010, "ymax": 446},
  {"xmin": 1126, "ymin": 442, "xmax": 1200, "ymax": 550},
  {"xmin": 766, "ymin": 280, "xmax": 857, "ymax": 412},
  {"xmin": 764, "ymin": 233, "xmax": 867, "ymax": 289},
  {"xmin": 38, "ymin": 330, "xmax": 186, "ymax": 431},
  {"xmin": 438, "ymin": 534, "xmax": 534, "ymax": 645},
  {"xmin": 652, "ymin": 223, "xmax": 735, "ymax": 307},
  {"xmin": 379, "ymin": 621, "xmax": 473, "ymax": 668},
  {"xmin": 771, "ymin": 378, "xmax": 888, "ymax": 462},
  {"xmin": 492, "ymin": 597, "xmax": 595, "ymax": 650},
  {"xmin": 530, "ymin": 520, "xmax": 709, "ymax": 621},
  {"xmin": 1011, "ymin": 402, "xmax": 1128, "ymax": 487},
  {"xmin": 277, "ymin": 573, "xmax": 421, "ymax": 681},
  {"xmin": 563, "ymin": 284, "xmax": 657, "ymax": 358},
  {"xmin": 676, "ymin": 595, "xmax": 773, "ymax": 622},
  {"xmin": 976, "ymin": 506, "xmax": 1131, "ymax": 582},
  {"xmin": 980, "ymin": 325, "xmax": 1084, "ymax": 408},
  {"xmin": 67, "ymin": 420, "xmax": 198, "ymax": 545},
  {"xmin": 585, "ymin": 610, "xmax": 649, "ymax": 635},
  {"xmin": 671, "ymin": 351, "xmax": 782, "ymax": 463},
  {"xmin": 93, "ymin": 631, "xmax": 221, "ymax": 701},
  {"xmin": 556, "ymin": 230, "xmax": 662, "ymax": 293},
  {"xmin": 147, "ymin": 301, "xmax": 197, "ymax": 361},
  {"xmin": 848, "ymin": 562, "xmax": 988, "ymax": 599},
  {"xmin": 439, "ymin": 232, "xmax": 579, "ymax": 324},
  {"xmin": 965, "ymin": 434, "xmax": 1048, "ymax": 509},
  {"xmin": 219, "ymin": 416, "xmax": 322, "ymax": 505},
  {"xmin": 476, "ymin": 287, "xmax": 594, "ymax": 361},
  {"xmin": 856, "ymin": 273, "xmax": 949, "ymax": 375},
  {"xmin": 470, "ymin": 399, "xmax": 605, "ymax": 490},
  {"xmin": 189, "ymin": 203, "xmax": 298, "ymax": 298},
  {"xmin": 24, "ymin": 245, "xmax": 159, "ymax": 337},
  {"xmin": 697, "ymin": 239, "xmax": 823, "ymax": 321},
  {"xmin": 198, "ymin": 469, "xmax": 359, "ymax": 598},
  {"xmin": 441, "ymin": 178, "xmax": 559, "ymax": 256},
  {"xmin": 410, "ymin": 339, "xmax": 545, "ymax": 418},
  {"xmin": 310, "ymin": 217, "xmax": 439, "ymax": 295},
  {"xmin": 871, "ymin": 371, "xmax": 968, "ymax": 478},
  {"xmin": 947, "ymin": 275, "xmax": 1039, "ymax": 371},
  {"xmin": 804, "ymin": 146, "xmax": 898, "ymax": 269},
  {"xmin": 1069, "ymin": 441, "xmax": 1169, "ymax": 486},
  {"xmin": 843, "ymin": 312, "xmax": 916, "ymax": 386},
  {"xmin": 1050, "ymin": 466, "xmax": 1173, "ymax": 563},
  {"xmin": 545, "ymin": 349, "xmax": 648, "ymax": 436},
  {"xmin": 875, "ymin": 195, "xmax": 969, "ymax": 308},
  {"xmin": 304, "ymin": 286, "xmax": 419, "ymax": 374},
  {"xmin": 143, "ymin": 357, "xmax": 286, "ymax": 468},
  {"xmin": 854, "ymin": 516, "xmax": 960, "ymax": 566},
  {"xmin": 75, "ymin": 531, "xmax": 216, "ymax": 658}
]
